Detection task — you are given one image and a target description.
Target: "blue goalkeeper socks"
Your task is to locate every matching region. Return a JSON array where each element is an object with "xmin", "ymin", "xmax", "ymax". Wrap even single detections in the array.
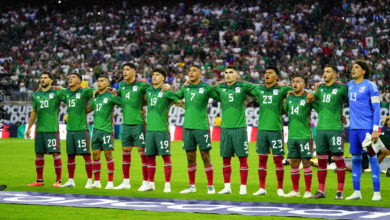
[
  {"xmin": 368, "ymin": 155, "xmax": 381, "ymax": 192},
  {"xmin": 352, "ymin": 154, "xmax": 362, "ymax": 191}
]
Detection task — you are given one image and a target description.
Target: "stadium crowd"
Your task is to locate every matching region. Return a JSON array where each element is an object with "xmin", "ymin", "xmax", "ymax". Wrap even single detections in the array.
[{"xmin": 0, "ymin": 0, "xmax": 389, "ymax": 103}]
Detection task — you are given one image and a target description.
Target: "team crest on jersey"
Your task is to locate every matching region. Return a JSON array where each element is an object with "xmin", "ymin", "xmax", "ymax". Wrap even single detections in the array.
[
  {"xmin": 49, "ymin": 93, "xmax": 54, "ymax": 99},
  {"xmin": 187, "ymin": 88, "xmax": 190, "ymax": 91},
  {"xmin": 261, "ymin": 91, "xmax": 264, "ymax": 94},
  {"xmin": 359, "ymin": 86, "xmax": 365, "ymax": 93},
  {"xmin": 332, "ymin": 89, "xmax": 337, "ymax": 94},
  {"xmin": 133, "ymin": 86, "xmax": 137, "ymax": 91},
  {"xmin": 103, "ymin": 98, "xmax": 108, "ymax": 103},
  {"xmin": 273, "ymin": 89, "xmax": 278, "ymax": 95},
  {"xmin": 235, "ymin": 87, "xmax": 241, "ymax": 93},
  {"xmin": 158, "ymin": 92, "xmax": 163, "ymax": 97},
  {"xmin": 320, "ymin": 89, "xmax": 324, "ymax": 92},
  {"xmin": 122, "ymin": 87, "xmax": 125, "ymax": 90},
  {"xmin": 76, "ymin": 93, "xmax": 80, "ymax": 99},
  {"xmin": 199, "ymin": 88, "xmax": 204, "ymax": 94},
  {"xmin": 300, "ymin": 100, "xmax": 306, "ymax": 106}
]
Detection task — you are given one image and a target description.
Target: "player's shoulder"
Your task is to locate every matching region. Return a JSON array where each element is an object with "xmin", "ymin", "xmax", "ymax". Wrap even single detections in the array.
[
  {"xmin": 216, "ymin": 81, "xmax": 227, "ymax": 87},
  {"xmin": 365, "ymin": 79, "xmax": 378, "ymax": 91},
  {"xmin": 135, "ymin": 79, "xmax": 149, "ymax": 85}
]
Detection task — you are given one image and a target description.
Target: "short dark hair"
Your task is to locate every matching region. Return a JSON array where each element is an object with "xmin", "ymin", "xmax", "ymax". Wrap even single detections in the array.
[
  {"xmin": 98, "ymin": 74, "xmax": 109, "ymax": 80},
  {"xmin": 70, "ymin": 73, "xmax": 82, "ymax": 81},
  {"xmin": 190, "ymin": 65, "xmax": 202, "ymax": 72},
  {"xmin": 354, "ymin": 60, "xmax": 372, "ymax": 79},
  {"xmin": 41, "ymin": 71, "xmax": 53, "ymax": 80},
  {"xmin": 265, "ymin": 66, "xmax": 280, "ymax": 76},
  {"xmin": 225, "ymin": 65, "xmax": 238, "ymax": 72},
  {"xmin": 324, "ymin": 64, "xmax": 338, "ymax": 74},
  {"xmin": 123, "ymin": 62, "xmax": 136, "ymax": 70},
  {"xmin": 153, "ymin": 68, "xmax": 167, "ymax": 78},
  {"xmin": 293, "ymin": 73, "xmax": 307, "ymax": 83}
]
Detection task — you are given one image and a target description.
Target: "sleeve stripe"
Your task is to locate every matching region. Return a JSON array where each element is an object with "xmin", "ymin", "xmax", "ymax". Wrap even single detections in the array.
[{"xmin": 371, "ymin": 96, "xmax": 380, "ymax": 103}]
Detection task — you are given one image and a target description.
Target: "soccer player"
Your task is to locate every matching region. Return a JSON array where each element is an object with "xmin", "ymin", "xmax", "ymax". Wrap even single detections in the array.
[
  {"xmin": 214, "ymin": 65, "xmax": 257, "ymax": 195},
  {"xmin": 139, "ymin": 68, "xmax": 182, "ymax": 192},
  {"xmin": 61, "ymin": 73, "xmax": 94, "ymax": 188},
  {"xmin": 115, "ymin": 63, "xmax": 171, "ymax": 190},
  {"xmin": 176, "ymin": 65, "xmax": 219, "ymax": 194},
  {"xmin": 346, "ymin": 60, "xmax": 381, "ymax": 201},
  {"xmin": 249, "ymin": 66, "xmax": 292, "ymax": 196},
  {"xmin": 309, "ymin": 65, "xmax": 348, "ymax": 199},
  {"xmin": 26, "ymin": 72, "xmax": 65, "ymax": 187},
  {"xmin": 283, "ymin": 74, "xmax": 313, "ymax": 198},
  {"xmin": 89, "ymin": 75, "xmax": 121, "ymax": 189}
]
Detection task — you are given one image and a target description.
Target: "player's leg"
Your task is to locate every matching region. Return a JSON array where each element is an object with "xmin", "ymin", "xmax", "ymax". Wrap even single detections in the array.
[
  {"xmin": 284, "ymin": 140, "xmax": 301, "ymax": 197},
  {"xmin": 133, "ymin": 124, "xmax": 148, "ymax": 190},
  {"xmin": 62, "ymin": 131, "xmax": 76, "ymax": 187},
  {"xmin": 311, "ymin": 130, "xmax": 328, "ymax": 198},
  {"xmin": 101, "ymin": 132, "xmax": 115, "ymax": 189},
  {"xmin": 195, "ymin": 129, "xmax": 214, "ymax": 194},
  {"xmin": 218, "ymin": 128, "xmax": 233, "ymax": 194},
  {"xmin": 299, "ymin": 139, "xmax": 313, "ymax": 198},
  {"xmin": 346, "ymin": 129, "xmax": 363, "ymax": 200},
  {"xmin": 270, "ymin": 131, "xmax": 285, "ymax": 196},
  {"xmin": 377, "ymin": 147, "xmax": 389, "ymax": 164},
  {"xmin": 115, "ymin": 124, "xmax": 132, "ymax": 189},
  {"xmin": 81, "ymin": 130, "xmax": 93, "ymax": 188},
  {"xmin": 180, "ymin": 129, "xmax": 197, "ymax": 193},
  {"xmin": 233, "ymin": 128, "xmax": 249, "ymax": 195},
  {"xmin": 366, "ymin": 132, "xmax": 381, "ymax": 201},
  {"xmin": 46, "ymin": 132, "xmax": 62, "ymax": 187},
  {"xmin": 139, "ymin": 131, "xmax": 157, "ymax": 191},
  {"xmin": 328, "ymin": 130, "xmax": 346, "ymax": 200},
  {"xmin": 254, "ymin": 130, "xmax": 269, "ymax": 195},
  {"xmin": 156, "ymin": 132, "xmax": 172, "ymax": 193},
  {"xmin": 91, "ymin": 129, "xmax": 103, "ymax": 188},
  {"xmin": 28, "ymin": 132, "xmax": 45, "ymax": 186}
]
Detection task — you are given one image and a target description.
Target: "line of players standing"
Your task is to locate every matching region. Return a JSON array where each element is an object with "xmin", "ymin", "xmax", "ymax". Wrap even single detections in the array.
[{"xmin": 25, "ymin": 60, "xmax": 382, "ymax": 201}]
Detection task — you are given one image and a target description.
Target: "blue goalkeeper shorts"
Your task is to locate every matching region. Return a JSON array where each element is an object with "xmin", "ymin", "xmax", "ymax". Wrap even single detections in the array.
[{"xmin": 349, "ymin": 129, "xmax": 372, "ymax": 155}]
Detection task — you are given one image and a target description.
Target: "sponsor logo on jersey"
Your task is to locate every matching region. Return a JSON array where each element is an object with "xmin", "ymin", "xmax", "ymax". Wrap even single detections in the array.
[
  {"xmin": 76, "ymin": 93, "xmax": 80, "ymax": 99},
  {"xmin": 332, "ymin": 89, "xmax": 337, "ymax": 94},
  {"xmin": 235, "ymin": 87, "xmax": 241, "ymax": 93},
  {"xmin": 300, "ymin": 100, "xmax": 306, "ymax": 106},
  {"xmin": 273, "ymin": 89, "xmax": 278, "ymax": 95},
  {"xmin": 133, "ymin": 86, "xmax": 137, "ymax": 91},
  {"xmin": 49, "ymin": 93, "xmax": 54, "ymax": 99},
  {"xmin": 158, "ymin": 92, "xmax": 163, "ymax": 97},
  {"xmin": 359, "ymin": 86, "xmax": 365, "ymax": 93},
  {"xmin": 199, "ymin": 88, "xmax": 204, "ymax": 94},
  {"xmin": 103, "ymin": 98, "xmax": 108, "ymax": 103}
]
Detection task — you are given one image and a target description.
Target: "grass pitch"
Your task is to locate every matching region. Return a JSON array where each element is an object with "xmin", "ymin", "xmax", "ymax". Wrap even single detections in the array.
[{"xmin": 0, "ymin": 138, "xmax": 388, "ymax": 219}]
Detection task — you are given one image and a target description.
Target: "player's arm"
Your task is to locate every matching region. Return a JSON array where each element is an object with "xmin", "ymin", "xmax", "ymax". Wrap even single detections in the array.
[
  {"xmin": 161, "ymin": 84, "xmax": 171, "ymax": 92},
  {"xmin": 87, "ymin": 99, "xmax": 94, "ymax": 113},
  {"xmin": 25, "ymin": 108, "xmax": 37, "ymax": 138},
  {"xmin": 112, "ymin": 95, "xmax": 122, "ymax": 107},
  {"xmin": 175, "ymin": 86, "xmax": 185, "ymax": 99},
  {"xmin": 245, "ymin": 81, "xmax": 257, "ymax": 98},
  {"xmin": 210, "ymin": 85, "xmax": 221, "ymax": 101},
  {"xmin": 369, "ymin": 82, "xmax": 381, "ymax": 142},
  {"xmin": 167, "ymin": 90, "xmax": 184, "ymax": 108}
]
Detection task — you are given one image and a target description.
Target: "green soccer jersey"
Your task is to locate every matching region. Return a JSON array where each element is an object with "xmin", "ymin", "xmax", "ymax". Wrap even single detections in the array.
[
  {"xmin": 146, "ymin": 87, "xmax": 179, "ymax": 132},
  {"xmin": 117, "ymin": 79, "xmax": 150, "ymax": 125},
  {"xmin": 32, "ymin": 88, "xmax": 65, "ymax": 132},
  {"xmin": 64, "ymin": 88, "xmax": 94, "ymax": 131},
  {"xmin": 314, "ymin": 83, "xmax": 348, "ymax": 130},
  {"xmin": 283, "ymin": 93, "xmax": 312, "ymax": 139},
  {"xmin": 90, "ymin": 91, "xmax": 121, "ymax": 133},
  {"xmin": 214, "ymin": 81, "xmax": 256, "ymax": 128},
  {"xmin": 250, "ymin": 85, "xmax": 292, "ymax": 131},
  {"xmin": 176, "ymin": 81, "xmax": 219, "ymax": 130}
]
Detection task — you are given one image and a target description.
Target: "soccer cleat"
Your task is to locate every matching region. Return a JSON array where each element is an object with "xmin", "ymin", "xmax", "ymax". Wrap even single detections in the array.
[
  {"xmin": 52, "ymin": 181, "xmax": 62, "ymax": 188},
  {"xmin": 303, "ymin": 191, "xmax": 312, "ymax": 198},
  {"xmin": 139, "ymin": 182, "xmax": 155, "ymax": 192},
  {"xmin": 207, "ymin": 185, "xmax": 215, "ymax": 194},
  {"xmin": 105, "ymin": 181, "xmax": 114, "ymax": 189},
  {"xmin": 239, "ymin": 185, "xmax": 247, "ymax": 195},
  {"xmin": 277, "ymin": 188, "xmax": 285, "ymax": 197},
  {"xmin": 113, "ymin": 182, "xmax": 131, "ymax": 190},
  {"xmin": 85, "ymin": 179, "xmax": 94, "ymax": 189},
  {"xmin": 372, "ymin": 192, "xmax": 381, "ymax": 201},
  {"xmin": 91, "ymin": 181, "xmax": 102, "ymax": 189},
  {"xmin": 138, "ymin": 181, "xmax": 149, "ymax": 191},
  {"xmin": 27, "ymin": 181, "xmax": 44, "ymax": 187},
  {"xmin": 335, "ymin": 191, "xmax": 344, "ymax": 200},
  {"xmin": 310, "ymin": 191, "xmax": 326, "ymax": 199},
  {"xmin": 163, "ymin": 182, "xmax": 171, "ymax": 193},
  {"xmin": 180, "ymin": 185, "xmax": 196, "ymax": 193},
  {"xmin": 253, "ymin": 188, "xmax": 267, "ymax": 196},
  {"xmin": 346, "ymin": 191, "xmax": 362, "ymax": 200},
  {"xmin": 218, "ymin": 187, "xmax": 232, "ymax": 194},
  {"xmin": 61, "ymin": 180, "xmax": 75, "ymax": 188},
  {"xmin": 284, "ymin": 190, "xmax": 300, "ymax": 197}
]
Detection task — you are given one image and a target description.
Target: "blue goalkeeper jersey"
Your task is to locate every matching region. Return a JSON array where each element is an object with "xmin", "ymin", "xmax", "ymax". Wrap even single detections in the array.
[{"xmin": 347, "ymin": 79, "xmax": 380, "ymax": 130}]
